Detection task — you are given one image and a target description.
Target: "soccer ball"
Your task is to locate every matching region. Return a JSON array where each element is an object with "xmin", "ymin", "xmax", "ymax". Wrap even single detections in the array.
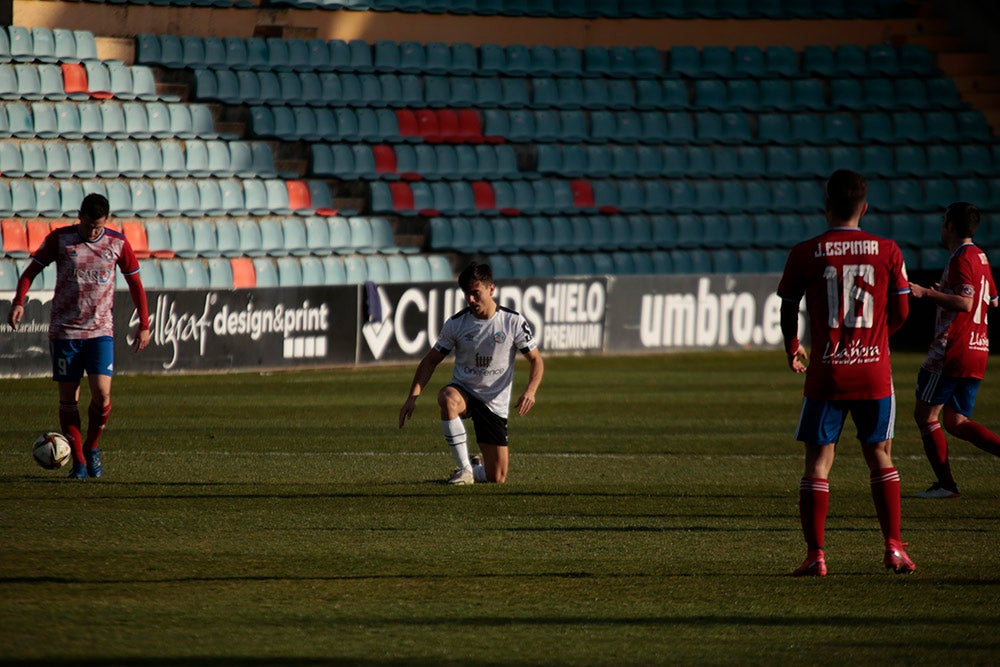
[{"xmin": 33, "ymin": 432, "xmax": 72, "ymax": 470}]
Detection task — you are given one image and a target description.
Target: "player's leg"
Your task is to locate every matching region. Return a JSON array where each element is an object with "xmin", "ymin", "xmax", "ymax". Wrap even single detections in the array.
[
  {"xmin": 856, "ymin": 396, "xmax": 915, "ymax": 574},
  {"xmin": 82, "ymin": 337, "xmax": 114, "ymax": 478},
  {"xmin": 84, "ymin": 374, "xmax": 112, "ymax": 477},
  {"xmin": 913, "ymin": 368, "xmax": 959, "ymax": 497},
  {"xmin": 942, "ymin": 378, "xmax": 1000, "ymax": 458},
  {"xmin": 796, "ymin": 441, "xmax": 835, "ymax": 575},
  {"xmin": 468, "ymin": 402, "xmax": 510, "ymax": 483},
  {"xmin": 438, "ymin": 384, "xmax": 473, "ymax": 484},
  {"xmin": 57, "ymin": 380, "xmax": 85, "ymax": 477},
  {"xmin": 51, "ymin": 340, "xmax": 86, "ymax": 478},
  {"xmin": 792, "ymin": 398, "xmax": 844, "ymax": 576},
  {"xmin": 478, "ymin": 443, "xmax": 509, "ymax": 484}
]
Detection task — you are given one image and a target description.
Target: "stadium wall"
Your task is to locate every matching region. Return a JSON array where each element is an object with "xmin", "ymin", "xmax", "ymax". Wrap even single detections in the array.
[{"xmin": 13, "ymin": 0, "xmax": 926, "ymax": 49}]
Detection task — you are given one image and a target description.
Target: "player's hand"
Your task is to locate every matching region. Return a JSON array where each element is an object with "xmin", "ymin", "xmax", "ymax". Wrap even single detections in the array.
[
  {"xmin": 399, "ymin": 396, "xmax": 417, "ymax": 429},
  {"xmin": 909, "ymin": 282, "xmax": 927, "ymax": 298},
  {"xmin": 133, "ymin": 327, "xmax": 151, "ymax": 352},
  {"xmin": 7, "ymin": 304, "xmax": 24, "ymax": 330},
  {"xmin": 787, "ymin": 344, "xmax": 808, "ymax": 374},
  {"xmin": 515, "ymin": 391, "xmax": 536, "ymax": 416}
]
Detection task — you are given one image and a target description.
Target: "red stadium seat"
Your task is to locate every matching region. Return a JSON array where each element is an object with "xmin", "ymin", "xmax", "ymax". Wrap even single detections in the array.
[
  {"xmin": 26, "ymin": 220, "xmax": 51, "ymax": 253},
  {"xmin": 373, "ymin": 145, "xmax": 397, "ymax": 178},
  {"xmin": 415, "ymin": 109, "xmax": 441, "ymax": 142},
  {"xmin": 389, "ymin": 182, "xmax": 415, "ymax": 215},
  {"xmin": 60, "ymin": 63, "xmax": 88, "ymax": 98},
  {"xmin": 571, "ymin": 179, "xmax": 596, "ymax": 210},
  {"xmin": 471, "ymin": 181, "xmax": 496, "ymax": 213},
  {"xmin": 229, "ymin": 257, "xmax": 256, "ymax": 289},
  {"xmin": 122, "ymin": 220, "xmax": 151, "ymax": 259},
  {"xmin": 1, "ymin": 219, "xmax": 30, "ymax": 258},
  {"xmin": 436, "ymin": 109, "xmax": 461, "ymax": 143},
  {"xmin": 285, "ymin": 180, "xmax": 312, "ymax": 214},
  {"xmin": 456, "ymin": 109, "xmax": 484, "ymax": 143},
  {"xmin": 395, "ymin": 109, "xmax": 420, "ymax": 141}
]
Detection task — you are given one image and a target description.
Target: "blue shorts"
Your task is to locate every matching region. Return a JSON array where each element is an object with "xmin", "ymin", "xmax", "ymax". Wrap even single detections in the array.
[
  {"xmin": 916, "ymin": 368, "xmax": 980, "ymax": 418},
  {"xmin": 795, "ymin": 395, "xmax": 896, "ymax": 445},
  {"xmin": 50, "ymin": 337, "xmax": 115, "ymax": 382},
  {"xmin": 448, "ymin": 383, "xmax": 509, "ymax": 446}
]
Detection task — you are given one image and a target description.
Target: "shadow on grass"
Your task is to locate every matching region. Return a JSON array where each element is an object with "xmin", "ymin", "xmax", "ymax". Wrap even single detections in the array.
[
  {"xmin": 5, "ymin": 571, "xmax": 1000, "ymax": 585},
  {"xmin": 0, "ymin": 660, "xmax": 508, "ymax": 667}
]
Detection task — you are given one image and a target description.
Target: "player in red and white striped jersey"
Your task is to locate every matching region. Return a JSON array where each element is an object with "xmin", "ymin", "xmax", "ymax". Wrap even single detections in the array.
[
  {"xmin": 7, "ymin": 194, "xmax": 150, "ymax": 479},
  {"xmin": 911, "ymin": 202, "xmax": 999, "ymax": 499}
]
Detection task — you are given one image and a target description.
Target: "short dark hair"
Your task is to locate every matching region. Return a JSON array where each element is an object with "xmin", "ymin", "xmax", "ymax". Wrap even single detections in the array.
[
  {"xmin": 458, "ymin": 262, "xmax": 493, "ymax": 291},
  {"xmin": 79, "ymin": 193, "xmax": 110, "ymax": 221},
  {"xmin": 945, "ymin": 201, "xmax": 980, "ymax": 238},
  {"xmin": 826, "ymin": 169, "xmax": 867, "ymax": 222}
]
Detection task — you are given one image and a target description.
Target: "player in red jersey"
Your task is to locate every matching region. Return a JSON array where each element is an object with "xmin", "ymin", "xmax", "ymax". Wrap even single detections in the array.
[
  {"xmin": 910, "ymin": 202, "xmax": 999, "ymax": 499},
  {"xmin": 6, "ymin": 194, "xmax": 151, "ymax": 479},
  {"xmin": 778, "ymin": 169, "xmax": 915, "ymax": 576}
]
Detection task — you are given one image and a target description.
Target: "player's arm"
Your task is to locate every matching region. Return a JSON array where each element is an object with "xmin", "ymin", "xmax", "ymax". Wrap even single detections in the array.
[
  {"xmin": 779, "ymin": 297, "xmax": 807, "ymax": 373},
  {"xmin": 123, "ymin": 271, "xmax": 151, "ymax": 352},
  {"xmin": 888, "ymin": 289, "xmax": 910, "ymax": 335},
  {"xmin": 399, "ymin": 347, "xmax": 448, "ymax": 428},
  {"xmin": 6, "ymin": 260, "xmax": 43, "ymax": 330},
  {"xmin": 515, "ymin": 348, "xmax": 544, "ymax": 417},
  {"xmin": 909, "ymin": 282, "xmax": 974, "ymax": 313}
]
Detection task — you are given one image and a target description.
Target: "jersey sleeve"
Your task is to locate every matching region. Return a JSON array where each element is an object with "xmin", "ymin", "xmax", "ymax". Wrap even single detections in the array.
[
  {"xmin": 887, "ymin": 241, "xmax": 911, "ymax": 295},
  {"xmin": 776, "ymin": 245, "xmax": 804, "ymax": 303},
  {"xmin": 30, "ymin": 230, "xmax": 59, "ymax": 267},
  {"xmin": 514, "ymin": 313, "xmax": 538, "ymax": 354},
  {"xmin": 117, "ymin": 237, "xmax": 141, "ymax": 276},
  {"xmin": 432, "ymin": 315, "xmax": 458, "ymax": 355}
]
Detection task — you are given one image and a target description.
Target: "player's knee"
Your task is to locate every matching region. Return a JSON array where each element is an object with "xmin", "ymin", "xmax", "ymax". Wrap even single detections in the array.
[
  {"xmin": 942, "ymin": 412, "xmax": 967, "ymax": 435},
  {"xmin": 437, "ymin": 386, "xmax": 462, "ymax": 411},
  {"xmin": 917, "ymin": 421, "xmax": 940, "ymax": 437}
]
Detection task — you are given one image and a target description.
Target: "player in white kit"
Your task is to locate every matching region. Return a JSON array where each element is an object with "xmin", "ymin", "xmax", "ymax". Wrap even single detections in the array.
[{"xmin": 399, "ymin": 262, "xmax": 544, "ymax": 484}]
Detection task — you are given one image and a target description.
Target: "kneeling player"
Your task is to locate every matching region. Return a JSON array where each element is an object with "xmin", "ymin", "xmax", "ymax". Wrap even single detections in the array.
[{"xmin": 399, "ymin": 262, "xmax": 544, "ymax": 484}]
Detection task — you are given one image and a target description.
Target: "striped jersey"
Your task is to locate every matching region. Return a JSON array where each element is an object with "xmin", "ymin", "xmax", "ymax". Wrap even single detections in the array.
[
  {"xmin": 29, "ymin": 225, "xmax": 141, "ymax": 339},
  {"xmin": 921, "ymin": 243, "xmax": 998, "ymax": 379},
  {"xmin": 433, "ymin": 305, "xmax": 537, "ymax": 418}
]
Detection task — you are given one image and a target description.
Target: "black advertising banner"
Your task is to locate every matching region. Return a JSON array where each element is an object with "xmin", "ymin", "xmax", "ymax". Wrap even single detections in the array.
[
  {"xmin": 605, "ymin": 273, "xmax": 792, "ymax": 353},
  {"xmin": 4, "ymin": 272, "xmax": 799, "ymax": 377},
  {"xmin": 1, "ymin": 286, "xmax": 360, "ymax": 377},
  {"xmin": 358, "ymin": 278, "xmax": 610, "ymax": 364},
  {"xmin": 0, "ymin": 291, "xmax": 52, "ymax": 377}
]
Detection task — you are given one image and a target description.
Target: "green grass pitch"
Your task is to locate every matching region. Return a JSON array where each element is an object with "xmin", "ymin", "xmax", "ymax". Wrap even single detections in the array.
[{"xmin": 1, "ymin": 351, "xmax": 999, "ymax": 665}]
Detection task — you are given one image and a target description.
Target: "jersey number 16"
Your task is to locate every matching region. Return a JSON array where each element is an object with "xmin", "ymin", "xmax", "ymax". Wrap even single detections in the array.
[{"xmin": 824, "ymin": 264, "xmax": 875, "ymax": 329}]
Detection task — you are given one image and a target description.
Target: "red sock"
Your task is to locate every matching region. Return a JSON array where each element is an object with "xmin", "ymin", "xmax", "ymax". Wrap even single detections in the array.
[
  {"xmin": 919, "ymin": 422, "xmax": 955, "ymax": 486},
  {"xmin": 870, "ymin": 468, "xmax": 902, "ymax": 545},
  {"xmin": 799, "ymin": 477, "xmax": 829, "ymax": 551},
  {"xmin": 59, "ymin": 401, "xmax": 84, "ymax": 464},
  {"xmin": 950, "ymin": 420, "xmax": 1000, "ymax": 457},
  {"xmin": 84, "ymin": 401, "xmax": 111, "ymax": 451}
]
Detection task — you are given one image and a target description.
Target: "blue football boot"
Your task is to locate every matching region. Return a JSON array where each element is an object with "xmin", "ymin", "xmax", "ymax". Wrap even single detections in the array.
[
  {"xmin": 86, "ymin": 448, "xmax": 103, "ymax": 478},
  {"xmin": 68, "ymin": 459, "xmax": 88, "ymax": 479}
]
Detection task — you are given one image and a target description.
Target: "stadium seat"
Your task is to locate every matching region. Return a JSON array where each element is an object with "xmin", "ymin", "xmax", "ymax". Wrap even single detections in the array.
[
  {"xmin": 54, "ymin": 102, "xmax": 83, "ymax": 139},
  {"xmin": 188, "ymin": 219, "xmax": 218, "ymax": 258},
  {"xmin": 1, "ymin": 219, "xmax": 29, "ymax": 257},
  {"xmin": 168, "ymin": 222, "xmax": 197, "ymax": 259},
  {"xmin": 142, "ymin": 220, "xmax": 173, "ymax": 258},
  {"xmin": 156, "ymin": 259, "xmax": 186, "ymax": 290}
]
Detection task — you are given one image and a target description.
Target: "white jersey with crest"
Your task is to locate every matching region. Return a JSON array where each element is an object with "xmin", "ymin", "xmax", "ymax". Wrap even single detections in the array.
[{"xmin": 433, "ymin": 305, "xmax": 537, "ymax": 418}]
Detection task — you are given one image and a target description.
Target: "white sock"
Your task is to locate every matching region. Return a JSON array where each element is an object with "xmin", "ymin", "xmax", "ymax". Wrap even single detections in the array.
[
  {"xmin": 441, "ymin": 418, "xmax": 470, "ymax": 470},
  {"xmin": 472, "ymin": 463, "xmax": 487, "ymax": 483}
]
